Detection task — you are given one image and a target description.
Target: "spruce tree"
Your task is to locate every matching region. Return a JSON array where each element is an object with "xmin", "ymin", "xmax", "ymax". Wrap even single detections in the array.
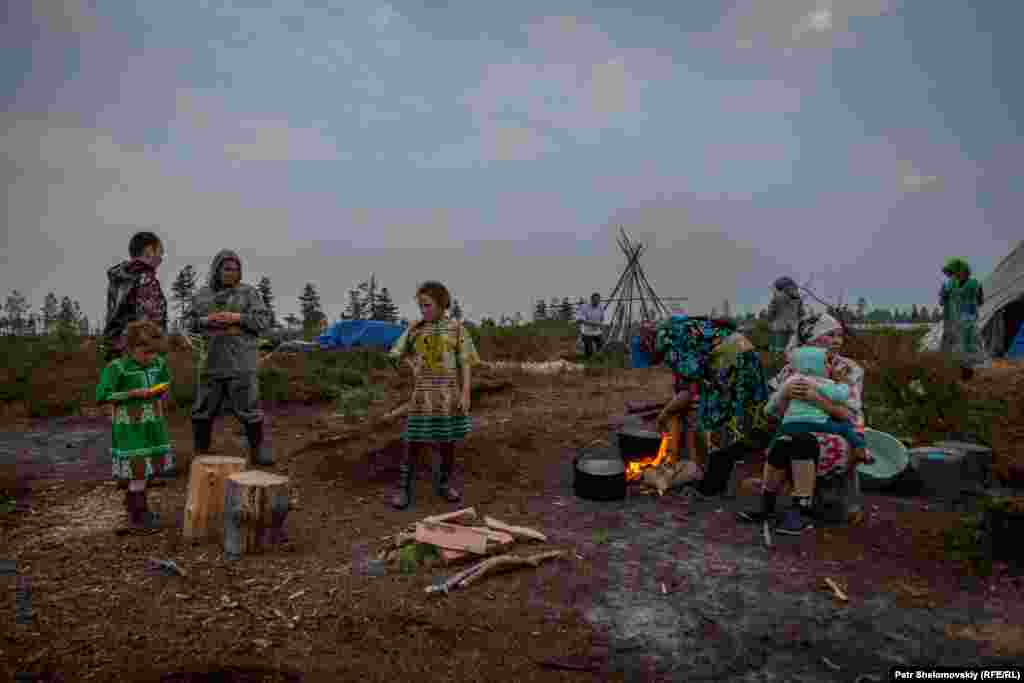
[
  {"xmin": 170, "ymin": 265, "xmax": 198, "ymax": 328},
  {"xmin": 298, "ymin": 284, "xmax": 324, "ymax": 329},
  {"xmin": 559, "ymin": 297, "xmax": 573, "ymax": 321},
  {"xmin": 257, "ymin": 276, "xmax": 276, "ymax": 327},
  {"xmin": 41, "ymin": 293, "xmax": 59, "ymax": 333},
  {"xmin": 533, "ymin": 299, "xmax": 547, "ymax": 321}
]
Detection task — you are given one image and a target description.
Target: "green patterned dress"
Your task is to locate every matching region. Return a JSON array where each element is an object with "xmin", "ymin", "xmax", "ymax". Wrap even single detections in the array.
[
  {"xmin": 95, "ymin": 355, "xmax": 175, "ymax": 480},
  {"xmin": 389, "ymin": 317, "xmax": 480, "ymax": 443}
]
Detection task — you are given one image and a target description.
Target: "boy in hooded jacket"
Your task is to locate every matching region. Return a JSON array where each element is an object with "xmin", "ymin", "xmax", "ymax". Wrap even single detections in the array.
[
  {"xmin": 101, "ymin": 232, "xmax": 169, "ymax": 362},
  {"xmin": 188, "ymin": 250, "xmax": 274, "ymax": 465}
]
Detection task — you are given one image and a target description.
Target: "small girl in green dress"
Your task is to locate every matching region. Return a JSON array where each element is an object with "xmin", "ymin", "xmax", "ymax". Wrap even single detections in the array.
[
  {"xmin": 388, "ymin": 281, "xmax": 480, "ymax": 509},
  {"xmin": 96, "ymin": 320, "xmax": 174, "ymax": 529}
]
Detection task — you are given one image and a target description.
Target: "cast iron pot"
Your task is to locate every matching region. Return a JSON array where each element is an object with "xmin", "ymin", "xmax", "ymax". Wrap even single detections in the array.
[
  {"xmin": 574, "ymin": 449, "xmax": 627, "ymax": 501},
  {"xmin": 617, "ymin": 426, "xmax": 663, "ymax": 460}
]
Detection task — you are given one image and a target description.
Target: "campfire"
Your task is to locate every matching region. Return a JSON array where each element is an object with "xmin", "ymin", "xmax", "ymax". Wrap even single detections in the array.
[{"xmin": 625, "ymin": 433, "xmax": 677, "ymax": 481}]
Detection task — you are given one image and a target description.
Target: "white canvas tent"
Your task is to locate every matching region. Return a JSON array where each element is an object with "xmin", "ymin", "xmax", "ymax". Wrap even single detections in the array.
[
  {"xmin": 978, "ymin": 240, "xmax": 1024, "ymax": 358},
  {"xmin": 920, "ymin": 240, "xmax": 1024, "ymax": 358}
]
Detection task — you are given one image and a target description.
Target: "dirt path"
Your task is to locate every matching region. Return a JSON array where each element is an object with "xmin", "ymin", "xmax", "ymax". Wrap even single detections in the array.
[
  {"xmin": 3, "ymin": 369, "xmax": 1023, "ymax": 681},
  {"xmin": 524, "ymin": 457, "xmax": 1024, "ymax": 681}
]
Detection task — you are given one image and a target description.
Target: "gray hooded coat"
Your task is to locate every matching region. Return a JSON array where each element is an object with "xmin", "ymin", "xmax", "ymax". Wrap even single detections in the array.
[
  {"xmin": 188, "ymin": 250, "xmax": 272, "ymax": 378},
  {"xmin": 767, "ymin": 280, "xmax": 803, "ymax": 333}
]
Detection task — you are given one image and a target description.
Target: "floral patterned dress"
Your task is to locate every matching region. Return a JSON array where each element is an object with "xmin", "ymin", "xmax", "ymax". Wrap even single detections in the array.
[
  {"xmin": 389, "ymin": 317, "xmax": 481, "ymax": 443},
  {"xmin": 95, "ymin": 355, "xmax": 175, "ymax": 480},
  {"xmin": 765, "ymin": 352, "xmax": 871, "ymax": 477},
  {"xmin": 654, "ymin": 317, "xmax": 770, "ymax": 442}
]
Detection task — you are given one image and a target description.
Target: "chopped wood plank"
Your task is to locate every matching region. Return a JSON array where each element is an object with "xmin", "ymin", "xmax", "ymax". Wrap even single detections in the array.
[
  {"xmin": 482, "ymin": 516, "xmax": 547, "ymax": 542},
  {"xmin": 414, "ymin": 522, "xmax": 488, "ymax": 554},
  {"xmin": 439, "ymin": 530, "xmax": 514, "ymax": 564}
]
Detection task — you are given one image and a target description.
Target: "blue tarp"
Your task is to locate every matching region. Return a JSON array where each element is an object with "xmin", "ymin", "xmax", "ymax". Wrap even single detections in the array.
[
  {"xmin": 317, "ymin": 320, "xmax": 406, "ymax": 351},
  {"xmin": 1008, "ymin": 324, "xmax": 1024, "ymax": 359}
]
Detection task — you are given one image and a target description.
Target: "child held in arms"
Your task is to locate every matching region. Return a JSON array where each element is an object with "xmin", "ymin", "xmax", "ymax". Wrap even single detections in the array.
[
  {"xmin": 388, "ymin": 281, "xmax": 480, "ymax": 509},
  {"xmin": 767, "ymin": 345, "xmax": 867, "ymax": 466},
  {"xmin": 95, "ymin": 320, "xmax": 174, "ymax": 530}
]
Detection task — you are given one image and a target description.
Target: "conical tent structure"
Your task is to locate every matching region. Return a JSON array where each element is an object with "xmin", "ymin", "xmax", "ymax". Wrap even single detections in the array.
[{"xmin": 601, "ymin": 227, "xmax": 671, "ymax": 347}]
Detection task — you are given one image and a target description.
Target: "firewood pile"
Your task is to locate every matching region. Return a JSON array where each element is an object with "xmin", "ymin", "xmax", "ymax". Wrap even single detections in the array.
[
  {"xmin": 639, "ymin": 459, "xmax": 704, "ymax": 496},
  {"xmin": 375, "ymin": 508, "xmax": 565, "ymax": 593}
]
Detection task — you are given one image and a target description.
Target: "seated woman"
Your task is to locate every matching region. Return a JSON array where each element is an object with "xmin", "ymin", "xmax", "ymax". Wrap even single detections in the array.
[
  {"xmin": 652, "ymin": 315, "xmax": 771, "ymax": 489},
  {"xmin": 738, "ymin": 311, "xmax": 871, "ymax": 535}
]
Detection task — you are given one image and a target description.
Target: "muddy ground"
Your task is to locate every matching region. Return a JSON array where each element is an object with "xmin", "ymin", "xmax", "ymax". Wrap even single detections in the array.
[{"xmin": 3, "ymin": 365, "xmax": 1024, "ymax": 682}]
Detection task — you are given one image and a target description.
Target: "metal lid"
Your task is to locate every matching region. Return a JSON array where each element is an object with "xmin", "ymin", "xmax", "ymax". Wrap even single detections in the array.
[
  {"xmin": 576, "ymin": 454, "xmax": 626, "ymax": 476},
  {"xmin": 618, "ymin": 426, "xmax": 661, "ymax": 440}
]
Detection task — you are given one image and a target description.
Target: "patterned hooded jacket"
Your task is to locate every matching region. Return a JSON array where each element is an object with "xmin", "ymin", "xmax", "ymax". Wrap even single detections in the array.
[
  {"xmin": 187, "ymin": 250, "xmax": 272, "ymax": 377},
  {"xmin": 102, "ymin": 258, "xmax": 168, "ymax": 357}
]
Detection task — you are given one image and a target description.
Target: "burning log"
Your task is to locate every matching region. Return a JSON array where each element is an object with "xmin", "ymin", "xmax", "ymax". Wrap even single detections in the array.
[{"xmin": 625, "ymin": 416, "xmax": 681, "ymax": 483}]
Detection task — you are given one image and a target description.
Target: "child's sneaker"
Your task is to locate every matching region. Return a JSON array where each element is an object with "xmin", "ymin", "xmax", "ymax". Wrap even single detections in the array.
[{"xmin": 776, "ymin": 506, "xmax": 814, "ymax": 535}]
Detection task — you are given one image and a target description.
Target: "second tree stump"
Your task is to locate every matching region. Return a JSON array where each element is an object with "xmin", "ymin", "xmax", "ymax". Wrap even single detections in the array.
[{"xmin": 223, "ymin": 471, "xmax": 290, "ymax": 560}]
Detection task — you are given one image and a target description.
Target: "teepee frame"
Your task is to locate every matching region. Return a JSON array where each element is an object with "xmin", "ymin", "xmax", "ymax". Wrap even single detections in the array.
[{"xmin": 601, "ymin": 227, "xmax": 671, "ymax": 347}]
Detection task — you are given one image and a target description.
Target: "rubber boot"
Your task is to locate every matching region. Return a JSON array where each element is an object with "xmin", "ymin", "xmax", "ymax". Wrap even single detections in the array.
[
  {"xmin": 192, "ymin": 419, "xmax": 212, "ymax": 455},
  {"xmin": 245, "ymin": 421, "xmax": 273, "ymax": 466},
  {"xmin": 125, "ymin": 490, "xmax": 160, "ymax": 529},
  {"xmin": 392, "ymin": 444, "xmax": 416, "ymax": 510},
  {"xmin": 434, "ymin": 445, "xmax": 461, "ymax": 503}
]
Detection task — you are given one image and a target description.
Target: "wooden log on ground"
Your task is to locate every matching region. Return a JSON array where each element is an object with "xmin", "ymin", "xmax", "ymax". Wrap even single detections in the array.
[
  {"xmin": 422, "ymin": 507, "xmax": 478, "ymax": 525},
  {"xmin": 457, "ymin": 550, "xmax": 565, "ymax": 589},
  {"xmin": 183, "ymin": 456, "xmax": 247, "ymax": 541},
  {"xmin": 482, "ymin": 516, "xmax": 547, "ymax": 542},
  {"xmin": 223, "ymin": 471, "xmax": 290, "ymax": 560}
]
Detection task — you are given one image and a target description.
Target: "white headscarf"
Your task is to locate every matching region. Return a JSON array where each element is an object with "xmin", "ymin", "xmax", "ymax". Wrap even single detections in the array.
[{"xmin": 785, "ymin": 311, "xmax": 842, "ymax": 352}]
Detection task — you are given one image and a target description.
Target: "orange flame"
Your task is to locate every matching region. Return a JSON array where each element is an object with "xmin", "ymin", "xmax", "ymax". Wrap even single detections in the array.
[{"xmin": 626, "ymin": 433, "xmax": 677, "ymax": 481}]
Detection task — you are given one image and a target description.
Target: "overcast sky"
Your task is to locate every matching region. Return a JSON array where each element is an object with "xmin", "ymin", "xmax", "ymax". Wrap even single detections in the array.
[{"xmin": 2, "ymin": 0, "xmax": 1021, "ymax": 326}]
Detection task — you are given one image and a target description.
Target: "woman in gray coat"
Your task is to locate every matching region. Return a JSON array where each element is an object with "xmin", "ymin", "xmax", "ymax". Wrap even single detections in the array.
[
  {"xmin": 188, "ymin": 250, "xmax": 274, "ymax": 465},
  {"xmin": 767, "ymin": 277, "xmax": 803, "ymax": 353}
]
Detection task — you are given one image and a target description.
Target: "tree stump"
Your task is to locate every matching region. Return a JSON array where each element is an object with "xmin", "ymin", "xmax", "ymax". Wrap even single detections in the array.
[
  {"xmin": 183, "ymin": 456, "xmax": 247, "ymax": 541},
  {"xmin": 223, "ymin": 471, "xmax": 290, "ymax": 560}
]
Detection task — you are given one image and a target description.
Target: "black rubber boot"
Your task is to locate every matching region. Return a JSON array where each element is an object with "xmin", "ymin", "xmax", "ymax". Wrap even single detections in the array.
[
  {"xmin": 125, "ymin": 490, "xmax": 160, "ymax": 529},
  {"xmin": 392, "ymin": 447, "xmax": 416, "ymax": 511},
  {"xmin": 245, "ymin": 421, "xmax": 273, "ymax": 466},
  {"xmin": 192, "ymin": 419, "xmax": 212, "ymax": 455},
  {"xmin": 434, "ymin": 446, "xmax": 461, "ymax": 503}
]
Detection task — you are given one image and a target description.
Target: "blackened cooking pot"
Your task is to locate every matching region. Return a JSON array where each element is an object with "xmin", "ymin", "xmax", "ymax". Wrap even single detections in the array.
[
  {"xmin": 574, "ymin": 449, "xmax": 627, "ymax": 501},
  {"xmin": 617, "ymin": 426, "xmax": 663, "ymax": 460}
]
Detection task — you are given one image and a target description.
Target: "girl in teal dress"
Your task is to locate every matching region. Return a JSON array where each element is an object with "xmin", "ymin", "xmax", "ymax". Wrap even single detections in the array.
[{"xmin": 96, "ymin": 320, "xmax": 174, "ymax": 529}]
